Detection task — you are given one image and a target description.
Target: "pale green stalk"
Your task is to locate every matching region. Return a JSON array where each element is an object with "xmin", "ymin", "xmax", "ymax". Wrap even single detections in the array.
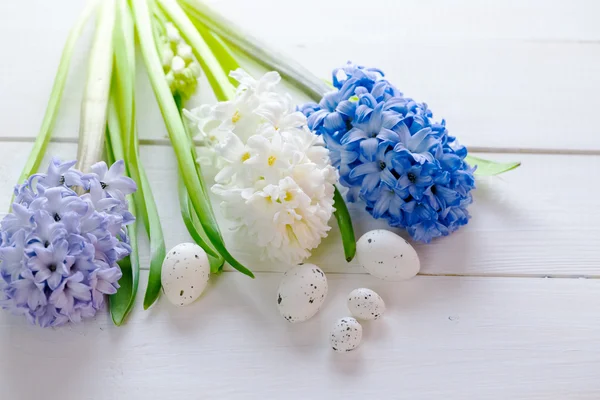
[
  {"xmin": 156, "ymin": 0, "xmax": 235, "ymax": 101},
  {"xmin": 11, "ymin": 1, "xmax": 98, "ymax": 208},
  {"xmin": 178, "ymin": 0, "xmax": 329, "ymax": 100},
  {"xmin": 187, "ymin": 14, "xmax": 240, "ymax": 82},
  {"xmin": 76, "ymin": 0, "xmax": 117, "ymax": 174},
  {"xmin": 131, "ymin": 0, "xmax": 253, "ymax": 278}
]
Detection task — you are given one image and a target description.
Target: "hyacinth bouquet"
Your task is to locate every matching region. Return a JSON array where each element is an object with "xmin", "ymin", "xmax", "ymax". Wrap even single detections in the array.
[
  {"xmin": 2, "ymin": 0, "xmax": 520, "ymax": 327},
  {"xmin": 0, "ymin": 0, "xmax": 168, "ymax": 327}
]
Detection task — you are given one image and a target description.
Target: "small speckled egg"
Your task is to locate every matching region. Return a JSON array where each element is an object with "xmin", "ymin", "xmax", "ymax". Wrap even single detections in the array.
[
  {"xmin": 277, "ymin": 264, "xmax": 328, "ymax": 323},
  {"xmin": 356, "ymin": 230, "xmax": 420, "ymax": 281},
  {"xmin": 161, "ymin": 243, "xmax": 210, "ymax": 307},
  {"xmin": 330, "ymin": 317, "xmax": 363, "ymax": 352},
  {"xmin": 347, "ymin": 288, "xmax": 386, "ymax": 320}
]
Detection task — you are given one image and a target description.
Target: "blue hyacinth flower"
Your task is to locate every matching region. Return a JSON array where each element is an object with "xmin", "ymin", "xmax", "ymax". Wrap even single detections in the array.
[{"xmin": 300, "ymin": 63, "xmax": 476, "ymax": 243}]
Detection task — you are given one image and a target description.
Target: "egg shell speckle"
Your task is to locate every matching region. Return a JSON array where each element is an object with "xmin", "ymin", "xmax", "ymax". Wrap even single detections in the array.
[
  {"xmin": 347, "ymin": 288, "xmax": 386, "ymax": 320},
  {"xmin": 161, "ymin": 243, "xmax": 210, "ymax": 307},
  {"xmin": 330, "ymin": 317, "xmax": 363, "ymax": 352},
  {"xmin": 277, "ymin": 264, "xmax": 328, "ymax": 323},
  {"xmin": 356, "ymin": 230, "xmax": 420, "ymax": 281}
]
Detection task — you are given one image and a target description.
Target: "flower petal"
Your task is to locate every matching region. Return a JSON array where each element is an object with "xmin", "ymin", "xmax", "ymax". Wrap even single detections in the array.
[
  {"xmin": 105, "ymin": 160, "xmax": 126, "ymax": 182},
  {"xmin": 90, "ymin": 162, "xmax": 108, "ymax": 180},
  {"xmin": 349, "ymin": 162, "xmax": 380, "ymax": 179},
  {"xmin": 359, "ymin": 138, "xmax": 379, "ymax": 161},
  {"xmin": 341, "ymin": 128, "xmax": 368, "ymax": 145}
]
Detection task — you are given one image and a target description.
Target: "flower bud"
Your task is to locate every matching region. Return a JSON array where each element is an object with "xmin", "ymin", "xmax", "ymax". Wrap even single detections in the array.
[
  {"xmin": 165, "ymin": 23, "xmax": 181, "ymax": 43},
  {"xmin": 177, "ymin": 43, "xmax": 193, "ymax": 63},
  {"xmin": 165, "ymin": 71, "xmax": 175, "ymax": 91},
  {"xmin": 171, "ymin": 56, "xmax": 186, "ymax": 75},
  {"xmin": 188, "ymin": 61, "xmax": 202, "ymax": 78},
  {"xmin": 161, "ymin": 46, "xmax": 175, "ymax": 69}
]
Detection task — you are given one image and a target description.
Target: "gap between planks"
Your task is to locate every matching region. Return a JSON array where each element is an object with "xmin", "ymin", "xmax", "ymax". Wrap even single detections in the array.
[
  {"xmin": 220, "ymin": 269, "xmax": 600, "ymax": 280},
  {"xmin": 2, "ymin": 137, "xmax": 600, "ymax": 156}
]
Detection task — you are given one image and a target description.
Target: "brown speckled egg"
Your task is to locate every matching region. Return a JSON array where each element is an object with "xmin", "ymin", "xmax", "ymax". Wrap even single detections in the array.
[
  {"xmin": 356, "ymin": 230, "xmax": 420, "ymax": 281},
  {"xmin": 161, "ymin": 243, "xmax": 210, "ymax": 307},
  {"xmin": 347, "ymin": 288, "xmax": 386, "ymax": 320},
  {"xmin": 330, "ymin": 317, "xmax": 363, "ymax": 352},
  {"xmin": 277, "ymin": 264, "xmax": 328, "ymax": 323}
]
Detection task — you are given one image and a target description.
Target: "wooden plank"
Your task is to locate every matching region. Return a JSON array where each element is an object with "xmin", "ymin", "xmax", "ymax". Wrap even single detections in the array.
[
  {"xmin": 1, "ymin": 1, "xmax": 599, "ymax": 151},
  {"xmin": 204, "ymin": 0, "xmax": 600, "ymax": 43},
  {"xmin": 0, "ymin": 272, "xmax": 599, "ymax": 399},
  {"xmin": 0, "ymin": 142, "xmax": 598, "ymax": 277}
]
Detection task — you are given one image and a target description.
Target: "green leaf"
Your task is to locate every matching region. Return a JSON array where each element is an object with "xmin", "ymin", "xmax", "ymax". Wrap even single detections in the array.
[
  {"xmin": 156, "ymin": 0, "xmax": 235, "ymax": 101},
  {"xmin": 333, "ymin": 187, "xmax": 356, "ymax": 262},
  {"xmin": 11, "ymin": 1, "xmax": 98, "ymax": 209},
  {"xmin": 178, "ymin": 175, "xmax": 225, "ymax": 273},
  {"xmin": 106, "ymin": 89, "xmax": 140, "ymax": 325},
  {"xmin": 465, "ymin": 155, "xmax": 521, "ymax": 176},
  {"xmin": 174, "ymin": 95, "xmax": 225, "ymax": 272},
  {"xmin": 114, "ymin": 0, "xmax": 167, "ymax": 311},
  {"xmin": 131, "ymin": 0, "xmax": 253, "ymax": 278},
  {"xmin": 139, "ymin": 164, "xmax": 167, "ymax": 310},
  {"xmin": 177, "ymin": 175, "xmax": 219, "ymax": 259},
  {"xmin": 105, "ymin": 137, "xmax": 140, "ymax": 326}
]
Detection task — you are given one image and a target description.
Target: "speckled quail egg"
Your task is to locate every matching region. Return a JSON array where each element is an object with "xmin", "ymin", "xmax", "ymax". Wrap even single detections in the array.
[
  {"xmin": 277, "ymin": 264, "xmax": 328, "ymax": 323},
  {"xmin": 356, "ymin": 230, "xmax": 420, "ymax": 281},
  {"xmin": 330, "ymin": 317, "xmax": 363, "ymax": 352},
  {"xmin": 347, "ymin": 288, "xmax": 386, "ymax": 320},
  {"xmin": 161, "ymin": 243, "xmax": 210, "ymax": 306}
]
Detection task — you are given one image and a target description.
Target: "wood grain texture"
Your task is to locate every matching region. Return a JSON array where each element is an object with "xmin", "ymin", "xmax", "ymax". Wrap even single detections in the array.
[
  {"xmin": 1, "ymin": 0, "xmax": 599, "ymax": 152},
  {"xmin": 1, "ymin": 271, "xmax": 599, "ymax": 399},
  {"xmin": 1, "ymin": 142, "xmax": 598, "ymax": 277}
]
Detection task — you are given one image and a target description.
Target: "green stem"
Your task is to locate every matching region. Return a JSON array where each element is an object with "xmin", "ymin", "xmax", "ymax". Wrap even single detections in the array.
[
  {"xmin": 184, "ymin": 12, "xmax": 240, "ymax": 85},
  {"xmin": 11, "ymin": 1, "xmax": 98, "ymax": 208},
  {"xmin": 106, "ymin": 87, "xmax": 141, "ymax": 325},
  {"xmin": 131, "ymin": 0, "xmax": 253, "ymax": 278},
  {"xmin": 114, "ymin": 0, "xmax": 166, "ymax": 310},
  {"xmin": 178, "ymin": 0, "xmax": 329, "ymax": 100},
  {"xmin": 174, "ymin": 95, "xmax": 222, "ymax": 261}
]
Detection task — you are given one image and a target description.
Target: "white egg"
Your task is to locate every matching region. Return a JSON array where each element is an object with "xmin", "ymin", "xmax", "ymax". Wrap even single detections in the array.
[
  {"xmin": 356, "ymin": 230, "xmax": 420, "ymax": 281},
  {"xmin": 277, "ymin": 264, "xmax": 328, "ymax": 323},
  {"xmin": 161, "ymin": 243, "xmax": 210, "ymax": 307},
  {"xmin": 347, "ymin": 288, "xmax": 386, "ymax": 320},
  {"xmin": 330, "ymin": 317, "xmax": 363, "ymax": 352}
]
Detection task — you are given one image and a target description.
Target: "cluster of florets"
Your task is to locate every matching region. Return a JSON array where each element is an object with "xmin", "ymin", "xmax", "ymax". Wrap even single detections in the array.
[
  {"xmin": 0, "ymin": 159, "xmax": 136, "ymax": 327},
  {"xmin": 300, "ymin": 63, "xmax": 475, "ymax": 242}
]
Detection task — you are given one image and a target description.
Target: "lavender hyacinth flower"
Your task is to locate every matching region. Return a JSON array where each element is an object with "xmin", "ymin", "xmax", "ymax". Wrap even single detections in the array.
[
  {"xmin": 0, "ymin": 158, "xmax": 136, "ymax": 327},
  {"xmin": 301, "ymin": 63, "xmax": 475, "ymax": 243}
]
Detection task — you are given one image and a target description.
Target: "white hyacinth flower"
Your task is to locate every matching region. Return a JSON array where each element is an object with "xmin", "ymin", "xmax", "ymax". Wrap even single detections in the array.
[
  {"xmin": 186, "ymin": 69, "xmax": 339, "ymax": 265},
  {"xmin": 160, "ymin": 23, "xmax": 201, "ymax": 99}
]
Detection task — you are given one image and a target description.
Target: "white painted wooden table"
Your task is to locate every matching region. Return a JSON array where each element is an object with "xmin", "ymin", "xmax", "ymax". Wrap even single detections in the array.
[{"xmin": 1, "ymin": 1, "xmax": 600, "ymax": 398}]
